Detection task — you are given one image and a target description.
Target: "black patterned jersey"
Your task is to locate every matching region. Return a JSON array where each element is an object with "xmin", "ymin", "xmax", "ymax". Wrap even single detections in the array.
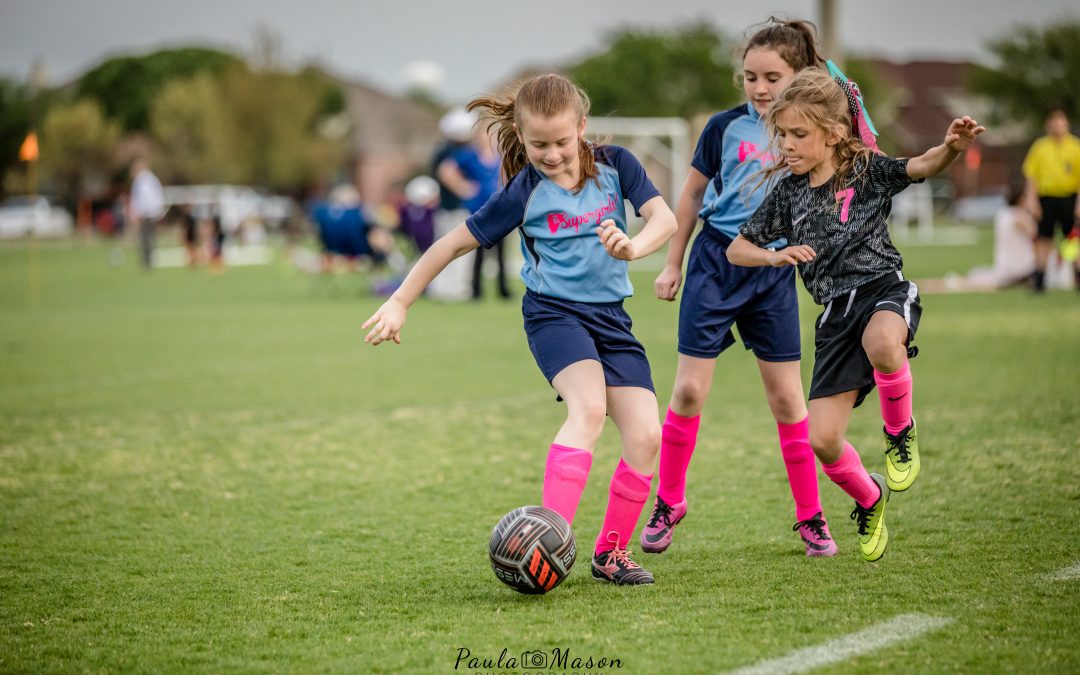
[{"xmin": 739, "ymin": 154, "xmax": 920, "ymax": 304}]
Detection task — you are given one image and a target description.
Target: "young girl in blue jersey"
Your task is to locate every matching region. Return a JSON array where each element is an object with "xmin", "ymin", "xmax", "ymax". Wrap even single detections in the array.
[
  {"xmin": 363, "ymin": 73, "xmax": 678, "ymax": 585},
  {"xmin": 729, "ymin": 68, "xmax": 983, "ymax": 561},
  {"xmin": 644, "ymin": 18, "xmax": 839, "ymax": 559}
]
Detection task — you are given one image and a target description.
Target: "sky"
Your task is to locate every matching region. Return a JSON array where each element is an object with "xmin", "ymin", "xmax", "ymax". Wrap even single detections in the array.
[{"xmin": 1, "ymin": 0, "xmax": 1078, "ymax": 101}]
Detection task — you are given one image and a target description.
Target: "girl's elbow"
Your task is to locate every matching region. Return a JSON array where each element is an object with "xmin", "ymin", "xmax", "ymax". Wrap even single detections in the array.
[{"xmin": 663, "ymin": 215, "xmax": 679, "ymax": 240}]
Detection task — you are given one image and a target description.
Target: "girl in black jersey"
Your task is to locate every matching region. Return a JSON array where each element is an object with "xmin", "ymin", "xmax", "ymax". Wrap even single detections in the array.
[{"xmin": 728, "ymin": 68, "xmax": 983, "ymax": 561}]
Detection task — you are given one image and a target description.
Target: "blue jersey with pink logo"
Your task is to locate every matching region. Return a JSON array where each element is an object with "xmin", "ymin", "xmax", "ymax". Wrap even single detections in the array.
[
  {"xmin": 466, "ymin": 145, "xmax": 660, "ymax": 303},
  {"xmin": 694, "ymin": 103, "xmax": 784, "ymax": 247}
]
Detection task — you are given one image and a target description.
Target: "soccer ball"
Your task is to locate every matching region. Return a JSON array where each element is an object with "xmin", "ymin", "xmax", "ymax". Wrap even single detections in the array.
[{"xmin": 488, "ymin": 506, "xmax": 576, "ymax": 594}]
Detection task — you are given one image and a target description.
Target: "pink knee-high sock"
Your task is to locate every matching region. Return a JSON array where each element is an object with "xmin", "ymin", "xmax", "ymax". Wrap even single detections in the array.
[
  {"xmin": 821, "ymin": 442, "xmax": 881, "ymax": 508},
  {"xmin": 594, "ymin": 459, "xmax": 653, "ymax": 555},
  {"xmin": 778, "ymin": 416, "xmax": 823, "ymax": 522},
  {"xmin": 656, "ymin": 408, "xmax": 700, "ymax": 505},
  {"xmin": 542, "ymin": 444, "xmax": 593, "ymax": 525},
  {"xmin": 875, "ymin": 361, "xmax": 913, "ymax": 435}
]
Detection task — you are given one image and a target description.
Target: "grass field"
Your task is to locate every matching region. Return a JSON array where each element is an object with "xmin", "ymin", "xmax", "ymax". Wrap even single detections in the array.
[{"xmin": 2, "ymin": 230, "xmax": 1079, "ymax": 673}]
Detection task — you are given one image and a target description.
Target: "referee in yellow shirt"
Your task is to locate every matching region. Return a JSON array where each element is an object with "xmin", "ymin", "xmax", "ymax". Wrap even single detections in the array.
[{"xmin": 1023, "ymin": 108, "xmax": 1080, "ymax": 292}]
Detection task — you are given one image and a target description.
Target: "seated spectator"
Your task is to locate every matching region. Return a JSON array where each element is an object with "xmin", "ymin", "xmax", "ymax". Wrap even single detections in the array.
[
  {"xmin": 964, "ymin": 186, "xmax": 1036, "ymax": 289},
  {"xmin": 310, "ymin": 185, "xmax": 380, "ymax": 272},
  {"xmin": 399, "ymin": 176, "xmax": 439, "ymax": 255}
]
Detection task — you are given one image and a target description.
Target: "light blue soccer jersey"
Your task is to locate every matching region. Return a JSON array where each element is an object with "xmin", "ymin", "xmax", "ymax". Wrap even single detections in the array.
[
  {"xmin": 694, "ymin": 102, "xmax": 784, "ymax": 247},
  {"xmin": 466, "ymin": 145, "xmax": 660, "ymax": 303}
]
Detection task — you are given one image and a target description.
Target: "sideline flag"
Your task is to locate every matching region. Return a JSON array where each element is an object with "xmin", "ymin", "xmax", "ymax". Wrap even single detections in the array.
[{"xmin": 19, "ymin": 132, "xmax": 39, "ymax": 162}]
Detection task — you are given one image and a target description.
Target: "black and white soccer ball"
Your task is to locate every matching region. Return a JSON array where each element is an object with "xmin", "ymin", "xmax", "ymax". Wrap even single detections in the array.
[{"xmin": 488, "ymin": 506, "xmax": 576, "ymax": 594}]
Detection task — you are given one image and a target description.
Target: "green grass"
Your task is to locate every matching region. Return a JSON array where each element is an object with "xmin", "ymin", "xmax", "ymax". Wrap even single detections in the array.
[{"xmin": 1, "ymin": 232, "xmax": 1078, "ymax": 673}]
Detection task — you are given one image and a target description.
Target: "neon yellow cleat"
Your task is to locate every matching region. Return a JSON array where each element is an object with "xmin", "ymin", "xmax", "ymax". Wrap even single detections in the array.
[
  {"xmin": 850, "ymin": 473, "xmax": 890, "ymax": 562},
  {"xmin": 884, "ymin": 418, "xmax": 920, "ymax": 492}
]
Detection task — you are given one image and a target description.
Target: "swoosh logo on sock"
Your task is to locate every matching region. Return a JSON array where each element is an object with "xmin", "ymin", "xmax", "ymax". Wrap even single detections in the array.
[{"xmin": 887, "ymin": 393, "xmax": 908, "ymax": 402}]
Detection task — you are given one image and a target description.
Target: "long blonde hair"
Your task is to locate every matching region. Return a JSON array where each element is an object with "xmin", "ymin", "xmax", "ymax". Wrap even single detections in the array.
[
  {"xmin": 466, "ymin": 73, "xmax": 600, "ymax": 192},
  {"xmin": 757, "ymin": 68, "xmax": 874, "ymax": 198}
]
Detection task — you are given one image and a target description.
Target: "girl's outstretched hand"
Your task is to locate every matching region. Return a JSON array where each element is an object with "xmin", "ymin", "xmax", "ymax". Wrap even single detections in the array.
[
  {"xmin": 945, "ymin": 116, "xmax": 986, "ymax": 152},
  {"xmin": 362, "ymin": 298, "xmax": 406, "ymax": 345},
  {"xmin": 597, "ymin": 219, "xmax": 635, "ymax": 261},
  {"xmin": 767, "ymin": 244, "xmax": 816, "ymax": 267}
]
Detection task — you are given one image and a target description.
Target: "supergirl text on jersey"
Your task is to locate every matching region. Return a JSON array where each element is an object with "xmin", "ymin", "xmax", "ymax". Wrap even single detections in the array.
[
  {"xmin": 694, "ymin": 103, "xmax": 782, "ymax": 246},
  {"xmin": 740, "ymin": 154, "xmax": 919, "ymax": 304},
  {"xmin": 466, "ymin": 145, "xmax": 661, "ymax": 303}
]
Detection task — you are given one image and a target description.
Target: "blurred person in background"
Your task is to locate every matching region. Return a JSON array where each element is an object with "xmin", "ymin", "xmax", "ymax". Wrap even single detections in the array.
[
  {"xmin": 129, "ymin": 158, "xmax": 164, "ymax": 271},
  {"xmin": 431, "ymin": 107, "xmax": 473, "ymax": 221},
  {"xmin": 399, "ymin": 175, "xmax": 440, "ymax": 255},
  {"xmin": 962, "ymin": 185, "xmax": 1036, "ymax": 290},
  {"xmin": 438, "ymin": 119, "xmax": 507, "ymax": 300},
  {"xmin": 428, "ymin": 107, "xmax": 480, "ymax": 301},
  {"xmin": 310, "ymin": 184, "xmax": 369, "ymax": 273},
  {"xmin": 208, "ymin": 207, "xmax": 226, "ymax": 274},
  {"xmin": 1022, "ymin": 107, "xmax": 1080, "ymax": 292},
  {"xmin": 180, "ymin": 204, "xmax": 199, "ymax": 268}
]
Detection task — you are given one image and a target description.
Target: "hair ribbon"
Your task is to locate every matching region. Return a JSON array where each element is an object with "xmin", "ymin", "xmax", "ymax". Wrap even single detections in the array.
[{"xmin": 826, "ymin": 60, "xmax": 880, "ymax": 152}]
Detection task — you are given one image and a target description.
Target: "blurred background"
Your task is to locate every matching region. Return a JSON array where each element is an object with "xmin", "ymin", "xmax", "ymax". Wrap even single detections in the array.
[{"xmin": 1, "ymin": 0, "xmax": 1078, "ymax": 286}]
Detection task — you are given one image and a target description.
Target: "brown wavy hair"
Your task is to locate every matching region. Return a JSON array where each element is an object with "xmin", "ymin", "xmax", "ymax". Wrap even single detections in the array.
[
  {"xmin": 755, "ymin": 68, "xmax": 874, "ymax": 201},
  {"xmin": 735, "ymin": 16, "xmax": 825, "ymax": 85},
  {"xmin": 466, "ymin": 73, "xmax": 599, "ymax": 192}
]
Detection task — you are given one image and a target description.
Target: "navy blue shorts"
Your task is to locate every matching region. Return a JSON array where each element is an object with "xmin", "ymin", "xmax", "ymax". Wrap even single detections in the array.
[
  {"xmin": 678, "ymin": 227, "xmax": 801, "ymax": 362},
  {"xmin": 522, "ymin": 290, "xmax": 654, "ymax": 392}
]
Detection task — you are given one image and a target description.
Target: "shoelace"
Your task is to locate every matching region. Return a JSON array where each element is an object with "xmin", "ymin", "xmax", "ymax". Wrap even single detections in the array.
[
  {"xmin": 601, "ymin": 532, "xmax": 641, "ymax": 570},
  {"xmin": 792, "ymin": 514, "xmax": 831, "ymax": 541},
  {"xmin": 886, "ymin": 429, "xmax": 911, "ymax": 463},
  {"xmin": 608, "ymin": 547, "xmax": 641, "ymax": 570},
  {"xmin": 850, "ymin": 503, "xmax": 873, "ymax": 536},
  {"xmin": 646, "ymin": 499, "xmax": 674, "ymax": 528}
]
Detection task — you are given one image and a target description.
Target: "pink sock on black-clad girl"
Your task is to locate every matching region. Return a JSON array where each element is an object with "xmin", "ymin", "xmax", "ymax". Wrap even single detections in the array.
[
  {"xmin": 821, "ymin": 442, "xmax": 881, "ymax": 508},
  {"xmin": 656, "ymin": 408, "xmax": 700, "ymax": 505},
  {"xmin": 594, "ymin": 459, "xmax": 653, "ymax": 555},
  {"xmin": 875, "ymin": 361, "xmax": 913, "ymax": 435},
  {"xmin": 542, "ymin": 444, "xmax": 592, "ymax": 525},
  {"xmin": 778, "ymin": 416, "xmax": 823, "ymax": 522}
]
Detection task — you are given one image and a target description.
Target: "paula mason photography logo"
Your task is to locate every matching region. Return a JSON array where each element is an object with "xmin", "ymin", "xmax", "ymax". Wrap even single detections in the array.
[{"xmin": 454, "ymin": 646, "xmax": 623, "ymax": 674}]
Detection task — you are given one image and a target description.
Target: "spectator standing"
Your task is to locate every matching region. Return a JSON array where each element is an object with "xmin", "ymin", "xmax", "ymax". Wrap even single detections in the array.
[
  {"xmin": 1023, "ymin": 108, "xmax": 1080, "ymax": 292},
  {"xmin": 129, "ymin": 158, "xmax": 165, "ymax": 271}
]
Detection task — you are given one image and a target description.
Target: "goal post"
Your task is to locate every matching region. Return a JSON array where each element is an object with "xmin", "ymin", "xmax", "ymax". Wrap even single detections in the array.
[{"xmin": 586, "ymin": 117, "xmax": 691, "ymax": 221}]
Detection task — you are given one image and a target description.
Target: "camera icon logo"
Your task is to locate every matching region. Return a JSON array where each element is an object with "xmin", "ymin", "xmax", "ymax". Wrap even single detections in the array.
[{"xmin": 521, "ymin": 650, "xmax": 548, "ymax": 668}]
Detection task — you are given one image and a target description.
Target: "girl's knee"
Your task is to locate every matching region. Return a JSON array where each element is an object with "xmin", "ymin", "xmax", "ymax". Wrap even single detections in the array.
[
  {"xmin": 622, "ymin": 422, "xmax": 661, "ymax": 467},
  {"xmin": 809, "ymin": 427, "xmax": 844, "ymax": 457},
  {"xmin": 671, "ymin": 379, "xmax": 709, "ymax": 413},
  {"xmin": 767, "ymin": 389, "xmax": 808, "ymax": 423},
  {"xmin": 568, "ymin": 398, "xmax": 607, "ymax": 433},
  {"xmin": 863, "ymin": 334, "xmax": 905, "ymax": 370},
  {"xmin": 638, "ymin": 423, "xmax": 662, "ymax": 455}
]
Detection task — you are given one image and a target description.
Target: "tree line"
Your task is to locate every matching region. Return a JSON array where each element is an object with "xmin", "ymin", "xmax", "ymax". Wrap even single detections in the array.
[{"xmin": 1, "ymin": 20, "xmax": 1077, "ymax": 207}]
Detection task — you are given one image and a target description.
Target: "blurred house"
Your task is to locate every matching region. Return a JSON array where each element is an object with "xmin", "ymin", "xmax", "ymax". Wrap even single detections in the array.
[
  {"xmin": 337, "ymin": 78, "xmax": 441, "ymax": 204},
  {"xmin": 866, "ymin": 59, "xmax": 1031, "ymax": 199}
]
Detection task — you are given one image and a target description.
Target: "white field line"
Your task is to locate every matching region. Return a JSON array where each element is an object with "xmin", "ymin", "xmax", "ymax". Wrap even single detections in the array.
[
  {"xmin": 728, "ymin": 613, "xmax": 954, "ymax": 675},
  {"xmin": 1045, "ymin": 561, "xmax": 1080, "ymax": 582}
]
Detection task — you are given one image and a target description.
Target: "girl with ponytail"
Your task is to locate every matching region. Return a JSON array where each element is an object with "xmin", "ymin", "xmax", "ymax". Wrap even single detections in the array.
[
  {"xmin": 364, "ymin": 73, "xmax": 678, "ymax": 585},
  {"xmin": 645, "ymin": 17, "xmax": 839, "ymax": 560}
]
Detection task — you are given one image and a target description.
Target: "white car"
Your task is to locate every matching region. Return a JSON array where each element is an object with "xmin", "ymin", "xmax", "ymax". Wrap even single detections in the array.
[{"xmin": 0, "ymin": 195, "xmax": 75, "ymax": 238}]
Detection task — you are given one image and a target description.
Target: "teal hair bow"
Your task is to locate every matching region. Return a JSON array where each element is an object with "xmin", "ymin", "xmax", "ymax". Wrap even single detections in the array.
[{"xmin": 826, "ymin": 60, "xmax": 879, "ymax": 138}]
